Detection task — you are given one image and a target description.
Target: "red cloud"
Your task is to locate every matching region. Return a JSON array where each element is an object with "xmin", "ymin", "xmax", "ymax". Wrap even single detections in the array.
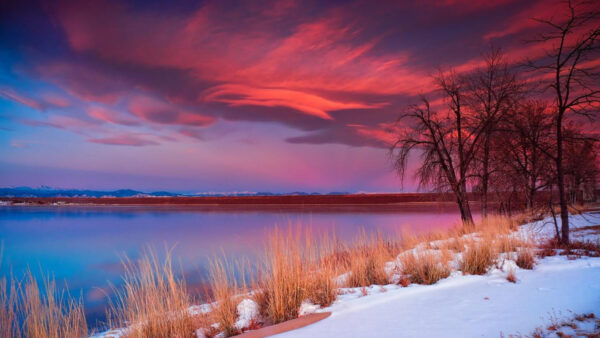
[
  {"xmin": 203, "ymin": 84, "xmax": 385, "ymax": 120},
  {"xmin": 55, "ymin": 1, "xmax": 433, "ymax": 101}
]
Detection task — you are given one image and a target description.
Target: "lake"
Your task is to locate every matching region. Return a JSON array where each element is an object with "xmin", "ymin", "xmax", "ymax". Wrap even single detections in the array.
[{"xmin": 0, "ymin": 203, "xmax": 477, "ymax": 327}]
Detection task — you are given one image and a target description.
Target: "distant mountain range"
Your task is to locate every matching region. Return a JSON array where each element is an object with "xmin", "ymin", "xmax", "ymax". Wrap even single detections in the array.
[{"xmin": 0, "ymin": 186, "xmax": 350, "ymax": 198}]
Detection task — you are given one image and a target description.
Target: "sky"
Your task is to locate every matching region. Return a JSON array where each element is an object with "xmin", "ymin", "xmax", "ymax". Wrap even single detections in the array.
[{"xmin": 0, "ymin": 0, "xmax": 593, "ymax": 193}]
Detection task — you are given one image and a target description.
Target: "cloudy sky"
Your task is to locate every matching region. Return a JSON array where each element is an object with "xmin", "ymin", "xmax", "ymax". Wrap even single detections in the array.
[{"xmin": 0, "ymin": 0, "xmax": 588, "ymax": 193}]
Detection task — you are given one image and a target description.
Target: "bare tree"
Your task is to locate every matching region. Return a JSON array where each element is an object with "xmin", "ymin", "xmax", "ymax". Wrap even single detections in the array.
[
  {"xmin": 494, "ymin": 100, "xmax": 555, "ymax": 210},
  {"xmin": 526, "ymin": 0, "xmax": 600, "ymax": 244},
  {"xmin": 391, "ymin": 72, "xmax": 490, "ymax": 226},
  {"xmin": 563, "ymin": 126, "xmax": 600, "ymax": 204},
  {"xmin": 465, "ymin": 48, "xmax": 523, "ymax": 217}
]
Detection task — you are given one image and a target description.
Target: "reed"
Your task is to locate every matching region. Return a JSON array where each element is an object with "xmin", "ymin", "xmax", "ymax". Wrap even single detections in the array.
[
  {"xmin": 255, "ymin": 228, "xmax": 306, "ymax": 324},
  {"xmin": 207, "ymin": 256, "xmax": 246, "ymax": 336},
  {"xmin": 0, "ymin": 271, "xmax": 87, "ymax": 338},
  {"xmin": 398, "ymin": 250, "xmax": 450, "ymax": 285},
  {"xmin": 346, "ymin": 231, "xmax": 392, "ymax": 287},
  {"xmin": 304, "ymin": 234, "xmax": 338, "ymax": 307},
  {"xmin": 108, "ymin": 248, "xmax": 197, "ymax": 338},
  {"xmin": 0, "ymin": 276, "xmax": 19, "ymax": 338}
]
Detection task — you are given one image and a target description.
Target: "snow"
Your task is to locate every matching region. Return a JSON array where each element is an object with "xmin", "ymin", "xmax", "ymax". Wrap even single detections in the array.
[
  {"xmin": 298, "ymin": 301, "xmax": 320, "ymax": 316},
  {"xmin": 276, "ymin": 212, "xmax": 600, "ymax": 338},
  {"xmin": 234, "ymin": 299, "xmax": 260, "ymax": 330}
]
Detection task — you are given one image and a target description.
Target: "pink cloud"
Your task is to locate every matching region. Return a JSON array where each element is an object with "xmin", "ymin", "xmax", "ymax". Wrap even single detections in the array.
[
  {"xmin": 87, "ymin": 106, "xmax": 139, "ymax": 126},
  {"xmin": 41, "ymin": 93, "xmax": 72, "ymax": 108},
  {"xmin": 128, "ymin": 95, "xmax": 215, "ymax": 126},
  {"xmin": 0, "ymin": 88, "xmax": 43, "ymax": 110},
  {"xmin": 21, "ymin": 115, "xmax": 100, "ymax": 132},
  {"xmin": 87, "ymin": 134, "xmax": 158, "ymax": 146},
  {"xmin": 348, "ymin": 122, "xmax": 401, "ymax": 146}
]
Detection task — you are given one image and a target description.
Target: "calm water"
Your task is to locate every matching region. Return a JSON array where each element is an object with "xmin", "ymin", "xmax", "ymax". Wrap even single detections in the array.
[{"xmin": 0, "ymin": 203, "xmax": 476, "ymax": 326}]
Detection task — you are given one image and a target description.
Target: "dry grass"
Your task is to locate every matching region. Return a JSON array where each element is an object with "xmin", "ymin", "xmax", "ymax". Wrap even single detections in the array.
[
  {"xmin": 0, "ymin": 276, "xmax": 19, "ymax": 338},
  {"xmin": 0, "ymin": 272, "xmax": 87, "ymax": 338},
  {"xmin": 477, "ymin": 215, "xmax": 517, "ymax": 238},
  {"xmin": 346, "ymin": 232, "xmax": 392, "ymax": 287},
  {"xmin": 254, "ymin": 228, "xmax": 307, "ymax": 324},
  {"xmin": 506, "ymin": 269, "xmax": 517, "ymax": 283},
  {"xmin": 495, "ymin": 235, "xmax": 523, "ymax": 254},
  {"xmin": 459, "ymin": 237, "xmax": 498, "ymax": 275},
  {"xmin": 305, "ymin": 259, "xmax": 337, "ymax": 308},
  {"xmin": 207, "ymin": 257, "xmax": 243, "ymax": 336},
  {"xmin": 398, "ymin": 250, "xmax": 451, "ymax": 285},
  {"xmin": 108, "ymin": 248, "xmax": 198, "ymax": 338},
  {"xmin": 516, "ymin": 247, "xmax": 536, "ymax": 270},
  {"xmin": 538, "ymin": 238, "xmax": 600, "ymax": 259}
]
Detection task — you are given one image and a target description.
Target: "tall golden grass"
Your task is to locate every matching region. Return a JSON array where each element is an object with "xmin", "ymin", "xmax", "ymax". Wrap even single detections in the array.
[
  {"xmin": 459, "ymin": 237, "xmax": 499, "ymax": 275},
  {"xmin": 107, "ymin": 248, "xmax": 198, "ymax": 338},
  {"xmin": 398, "ymin": 250, "xmax": 450, "ymax": 285},
  {"xmin": 207, "ymin": 256, "xmax": 245, "ymax": 336},
  {"xmin": 346, "ymin": 232, "xmax": 392, "ymax": 287},
  {"xmin": 0, "ymin": 272, "xmax": 87, "ymax": 338}
]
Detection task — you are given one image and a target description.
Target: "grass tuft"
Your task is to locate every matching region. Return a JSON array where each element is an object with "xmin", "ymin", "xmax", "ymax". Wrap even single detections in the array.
[
  {"xmin": 207, "ymin": 257, "xmax": 243, "ymax": 336},
  {"xmin": 398, "ymin": 250, "xmax": 450, "ymax": 285},
  {"xmin": 346, "ymin": 232, "xmax": 392, "ymax": 287},
  {"xmin": 459, "ymin": 238, "xmax": 498, "ymax": 275},
  {"xmin": 516, "ymin": 247, "xmax": 535, "ymax": 270},
  {"xmin": 506, "ymin": 269, "xmax": 517, "ymax": 283}
]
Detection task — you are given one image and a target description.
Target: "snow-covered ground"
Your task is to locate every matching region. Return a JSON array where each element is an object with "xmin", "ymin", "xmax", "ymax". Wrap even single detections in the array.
[{"xmin": 277, "ymin": 212, "xmax": 600, "ymax": 338}]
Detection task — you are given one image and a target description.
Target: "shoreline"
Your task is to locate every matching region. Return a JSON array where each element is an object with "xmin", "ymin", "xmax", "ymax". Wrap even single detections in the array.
[{"xmin": 0, "ymin": 193, "xmax": 485, "ymax": 207}]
